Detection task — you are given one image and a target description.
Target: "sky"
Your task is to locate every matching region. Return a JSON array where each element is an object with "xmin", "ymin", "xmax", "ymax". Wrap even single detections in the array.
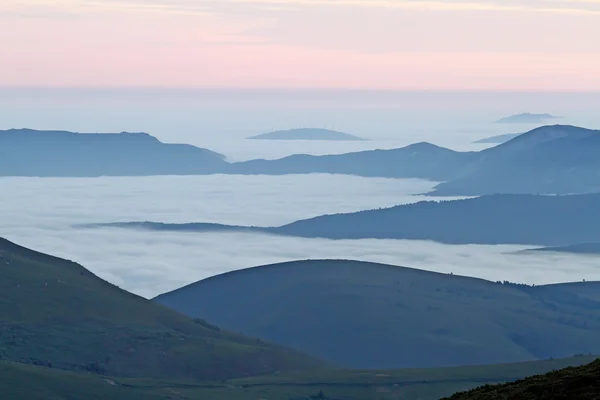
[{"xmin": 2, "ymin": 0, "xmax": 600, "ymax": 90}]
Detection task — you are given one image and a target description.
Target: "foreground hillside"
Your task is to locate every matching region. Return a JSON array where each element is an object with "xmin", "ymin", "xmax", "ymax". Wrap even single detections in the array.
[
  {"xmin": 0, "ymin": 238, "xmax": 324, "ymax": 380},
  {"xmin": 92, "ymin": 193, "xmax": 600, "ymax": 246},
  {"xmin": 1, "ymin": 356, "xmax": 596, "ymax": 400},
  {"xmin": 155, "ymin": 260, "xmax": 600, "ymax": 369},
  {"xmin": 447, "ymin": 359, "xmax": 600, "ymax": 400}
]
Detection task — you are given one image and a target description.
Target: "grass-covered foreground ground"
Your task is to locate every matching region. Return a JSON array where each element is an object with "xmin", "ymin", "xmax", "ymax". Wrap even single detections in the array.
[
  {"xmin": 447, "ymin": 359, "xmax": 600, "ymax": 399},
  {"xmin": 1, "ymin": 356, "xmax": 596, "ymax": 400}
]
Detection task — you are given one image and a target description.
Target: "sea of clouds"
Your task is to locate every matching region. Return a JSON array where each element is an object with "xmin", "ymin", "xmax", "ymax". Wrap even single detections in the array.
[{"xmin": 1, "ymin": 174, "xmax": 598, "ymax": 298}]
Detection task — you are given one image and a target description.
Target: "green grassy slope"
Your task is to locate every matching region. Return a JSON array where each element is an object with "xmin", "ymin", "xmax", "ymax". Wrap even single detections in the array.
[
  {"xmin": 0, "ymin": 361, "xmax": 162, "ymax": 400},
  {"xmin": 0, "ymin": 238, "xmax": 325, "ymax": 381},
  {"xmin": 446, "ymin": 358, "xmax": 600, "ymax": 400},
  {"xmin": 0, "ymin": 356, "xmax": 596, "ymax": 400}
]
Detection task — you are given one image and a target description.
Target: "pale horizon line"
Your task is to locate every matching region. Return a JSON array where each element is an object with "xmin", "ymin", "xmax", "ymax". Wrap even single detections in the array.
[{"xmin": 3, "ymin": 85, "xmax": 600, "ymax": 95}]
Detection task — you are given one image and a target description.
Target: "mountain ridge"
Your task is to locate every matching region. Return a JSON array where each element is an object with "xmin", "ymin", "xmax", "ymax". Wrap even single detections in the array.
[
  {"xmin": 81, "ymin": 192, "xmax": 600, "ymax": 246},
  {"xmin": 5, "ymin": 125, "xmax": 600, "ymax": 196},
  {"xmin": 0, "ymin": 128, "xmax": 227, "ymax": 177}
]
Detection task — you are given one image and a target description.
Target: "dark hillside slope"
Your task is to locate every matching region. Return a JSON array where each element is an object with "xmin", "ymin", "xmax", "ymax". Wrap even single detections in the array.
[
  {"xmin": 155, "ymin": 260, "xmax": 600, "ymax": 370},
  {"xmin": 0, "ymin": 129, "xmax": 226, "ymax": 176},
  {"xmin": 0, "ymin": 238, "xmax": 324, "ymax": 380},
  {"xmin": 432, "ymin": 125, "xmax": 600, "ymax": 196},
  {"xmin": 446, "ymin": 359, "xmax": 600, "ymax": 400}
]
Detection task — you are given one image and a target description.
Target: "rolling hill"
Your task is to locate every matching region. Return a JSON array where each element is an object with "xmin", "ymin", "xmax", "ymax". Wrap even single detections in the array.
[
  {"xmin": 247, "ymin": 128, "xmax": 367, "ymax": 141},
  {"xmin": 0, "ymin": 129, "xmax": 227, "ymax": 177},
  {"xmin": 87, "ymin": 192, "xmax": 600, "ymax": 246},
  {"xmin": 446, "ymin": 359, "xmax": 600, "ymax": 400},
  {"xmin": 0, "ymin": 238, "xmax": 325, "ymax": 381},
  {"xmin": 154, "ymin": 260, "xmax": 600, "ymax": 370}
]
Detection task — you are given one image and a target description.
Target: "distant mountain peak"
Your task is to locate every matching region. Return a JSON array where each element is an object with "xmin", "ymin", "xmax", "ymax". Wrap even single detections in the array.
[
  {"xmin": 406, "ymin": 141, "xmax": 444, "ymax": 150},
  {"xmin": 494, "ymin": 124, "xmax": 598, "ymax": 149},
  {"xmin": 247, "ymin": 128, "xmax": 368, "ymax": 141},
  {"xmin": 496, "ymin": 113, "xmax": 563, "ymax": 124}
]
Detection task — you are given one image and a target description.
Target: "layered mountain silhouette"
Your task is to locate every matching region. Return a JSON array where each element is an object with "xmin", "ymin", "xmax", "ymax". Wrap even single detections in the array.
[
  {"xmin": 247, "ymin": 128, "xmax": 367, "ymax": 141},
  {"xmin": 84, "ymin": 192, "xmax": 600, "ymax": 246},
  {"xmin": 238, "ymin": 125, "xmax": 600, "ymax": 196},
  {"xmin": 0, "ymin": 129, "xmax": 227, "ymax": 176},
  {"xmin": 0, "ymin": 237, "xmax": 324, "ymax": 380},
  {"xmin": 4, "ymin": 125, "xmax": 600, "ymax": 196},
  {"xmin": 229, "ymin": 142, "xmax": 477, "ymax": 181},
  {"xmin": 155, "ymin": 259, "xmax": 600, "ymax": 369}
]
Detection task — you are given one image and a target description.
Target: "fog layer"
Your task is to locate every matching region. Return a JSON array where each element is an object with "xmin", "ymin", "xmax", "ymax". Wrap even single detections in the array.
[{"xmin": 1, "ymin": 175, "xmax": 597, "ymax": 298}]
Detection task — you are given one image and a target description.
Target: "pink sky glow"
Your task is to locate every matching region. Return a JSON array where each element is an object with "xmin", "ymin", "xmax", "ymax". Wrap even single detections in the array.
[{"xmin": 2, "ymin": 0, "xmax": 600, "ymax": 90}]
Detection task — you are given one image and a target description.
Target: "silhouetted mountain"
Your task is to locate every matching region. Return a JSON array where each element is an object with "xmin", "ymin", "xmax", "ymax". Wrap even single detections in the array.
[
  {"xmin": 247, "ymin": 128, "xmax": 367, "ymax": 141},
  {"xmin": 229, "ymin": 142, "xmax": 478, "ymax": 181},
  {"xmin": 473, "ymin": 133, "xmax": 522, "ymax": 144},
  {"xmin": 5, "ymin": 126, "xmax": 600, "ymax": 197},
  {"xmin": 526, "ymin": 243, "xmax": 600, "ymax": 255},
  {"xmin": 0, "ymin": 129, "xmax": 227, "ymax": 177},
  {"xmin": 446, "ymin": 359, "xmax": 600, "ymax": 400},
  {"xmin": 155, "ymin": 259, "xmax": 600, "ymax": 370},
  {"xmin": 496, "ymin": 113, "xmax": 562, "ymax": 124},
  {"xmin": 89, "ymin": 193, "xmax": 600, "ymax": 246},
  {"xmin": 0, "ymin": 238, "xmax": 325, "ymax": 380},
  {"xmin": 432, "ymin": 125, "xmax": 600, "ymax": 196}
]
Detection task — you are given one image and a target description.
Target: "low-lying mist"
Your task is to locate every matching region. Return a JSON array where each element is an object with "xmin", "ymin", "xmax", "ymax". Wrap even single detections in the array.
[{"xmin": 1, "ymin": 174, "xmax": 597, "ymax": 298}]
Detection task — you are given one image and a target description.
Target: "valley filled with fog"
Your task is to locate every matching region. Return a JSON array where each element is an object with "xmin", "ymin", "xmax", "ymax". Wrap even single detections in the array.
[
  {"xmin": 2, "ymin": 89, "xmax": 600, "ymax": 298},
  {"xmin": 1, "ymin": 174, "xmax": 597, "ymax": 298}
]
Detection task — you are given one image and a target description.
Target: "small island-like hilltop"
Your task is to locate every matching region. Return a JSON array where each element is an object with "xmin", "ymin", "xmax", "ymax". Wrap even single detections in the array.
[
  {"xmin": 496, "ymin": 113, "xmax": 562, "ymax": 124},
  {"xmin": 247, "ymin": 128, "xmax": 368, "ymax": 141}
]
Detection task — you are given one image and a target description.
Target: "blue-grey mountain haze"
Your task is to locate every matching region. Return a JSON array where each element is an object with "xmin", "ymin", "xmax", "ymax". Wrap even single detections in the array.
[{"xmin": 2, "ymin": 89, "xmax": 600, "ymax": 297}]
